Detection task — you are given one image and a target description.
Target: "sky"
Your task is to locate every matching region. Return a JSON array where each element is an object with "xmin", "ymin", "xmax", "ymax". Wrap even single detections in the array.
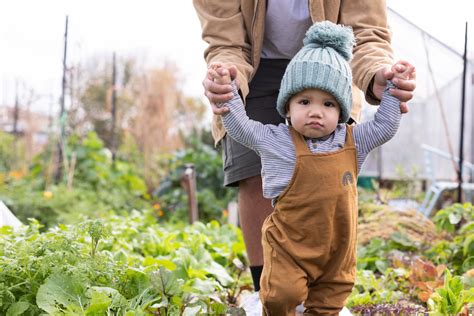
[{"xmin": 0, "ymin": 0, "xmax": 473, "ymax": 115}]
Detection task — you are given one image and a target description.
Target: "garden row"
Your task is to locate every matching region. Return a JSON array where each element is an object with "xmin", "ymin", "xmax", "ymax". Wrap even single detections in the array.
[{"xmin": 1, "ymin": 203, "xmax": 473, "ymax": 315}]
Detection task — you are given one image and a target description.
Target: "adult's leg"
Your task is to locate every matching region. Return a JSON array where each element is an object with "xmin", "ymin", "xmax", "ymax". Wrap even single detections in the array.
[
  {"xmin": 222, "ymin": 135, "xmax": 270, "ymax": 290},
  {"xmin": 222, "ymin": 58, "xmax": 290, "ymax": 290},
  {"xmin": 238, "ymin": 175, "xmax": 273, "ymax": 266}
]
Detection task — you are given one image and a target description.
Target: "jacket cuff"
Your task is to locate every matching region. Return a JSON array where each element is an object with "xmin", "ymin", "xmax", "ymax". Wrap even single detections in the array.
[
  {"xmin": 365, "ymin": 76, "xmax": 381, "ymax": 105},
  {"xmin": 235, "ymin": 70, "xmax": 249, "ymax": 104}
]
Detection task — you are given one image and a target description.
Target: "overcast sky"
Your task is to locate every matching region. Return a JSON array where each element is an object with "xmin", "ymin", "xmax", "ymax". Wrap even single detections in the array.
[{"xmin": 0, "ymin": 0, "xmax": 472, "ymax": 115}]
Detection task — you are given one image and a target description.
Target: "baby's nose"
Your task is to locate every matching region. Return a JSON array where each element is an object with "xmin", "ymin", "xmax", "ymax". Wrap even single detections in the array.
[{"xmin": 309, "ymin": 106, "xmax": 323, "ymax": 116}]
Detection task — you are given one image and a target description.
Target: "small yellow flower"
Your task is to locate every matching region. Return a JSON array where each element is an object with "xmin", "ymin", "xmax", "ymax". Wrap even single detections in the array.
[
  {"xmin": 152, "ymin": 203, "xmax": 161, "ymax": 210},
  {"xmin": 222, "ymin": 209, "xmax": 229, "ymax": 217},
  {"xmin": 43, "ymin": 191, "xmax": 53, "ymax": 199},
  {"xmin": 158, "ymin": 210, "xmax": 164, "ymax": 217}
]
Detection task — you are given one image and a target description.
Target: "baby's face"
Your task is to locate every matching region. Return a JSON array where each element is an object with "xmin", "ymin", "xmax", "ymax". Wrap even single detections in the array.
[{"xmin": 287, "ymin": 88, "xmax": 340, "ymax": 139}]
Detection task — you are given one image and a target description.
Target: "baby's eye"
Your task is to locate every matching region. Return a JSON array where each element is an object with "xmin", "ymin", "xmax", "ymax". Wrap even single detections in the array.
[
  {"xmin": 299, "ymin": 99, "xmax": 310, "ymax": 105},
  {"xmin": 324, "ymin": 101, "xmax": 336, "ymax": 107}
]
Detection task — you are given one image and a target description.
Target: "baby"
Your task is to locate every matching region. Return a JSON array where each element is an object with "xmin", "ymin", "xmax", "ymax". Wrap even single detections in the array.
[{"xmin": 210, "ymin": 21, "xmax": 415, "ymax": 316}]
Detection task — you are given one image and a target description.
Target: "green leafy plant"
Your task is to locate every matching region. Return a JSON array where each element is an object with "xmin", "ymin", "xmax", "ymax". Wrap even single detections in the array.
[
  {"xmin": 157, "ymin": 135, "xmax": 237, "ymax": 224},
  {"xmin": 428, "ymin": 269, "xmax": 474, "ymax": 315},
  {"xmin": 347, "ymin": 269, "xmax": 407, "ymax": 308},
  {"xmin": 357, "ymin": 238, "xmax": 390, "ymax": 273},
  {"xmin": 0, "ymin": 131, "xmax": 20, "ymax": 173},
  {"xmin": 426, "ymin": 203, "xmax": 474, "ymax": 274},
  {"xmin": 0, "ymin": 210, "xmax": 249, "ymax": 315},
  {"xmin": 0, "ymin": 131, "xmax": 151, "ymax": 228},
  {"xmin": 432, "ymin": 203, "xmax": 474, "ymax": 233}
]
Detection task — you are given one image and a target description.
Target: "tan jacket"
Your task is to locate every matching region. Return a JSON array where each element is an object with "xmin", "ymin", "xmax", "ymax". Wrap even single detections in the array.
[{"xmin": 193, "ymin": 0, "xmax": 394, "ymax": 144}]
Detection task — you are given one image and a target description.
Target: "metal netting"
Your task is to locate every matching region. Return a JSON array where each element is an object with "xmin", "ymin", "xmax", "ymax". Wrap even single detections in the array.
[{"xmin": 360, "ymin": 8, "xmax": 473, "ymax": 182}]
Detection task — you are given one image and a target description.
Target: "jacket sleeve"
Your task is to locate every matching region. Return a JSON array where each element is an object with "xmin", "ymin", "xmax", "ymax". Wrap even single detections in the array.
[
  {"xmin": 339, "ymin": 0, "xmax": 394, "ymax": 105},
  {"xmin": 192, "ymin": 0, "xmax": 253, "ymax": 99}
]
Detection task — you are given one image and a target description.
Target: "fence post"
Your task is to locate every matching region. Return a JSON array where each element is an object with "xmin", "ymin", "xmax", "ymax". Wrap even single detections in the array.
[{"xmin": 181, "ymin": 163, "xmax": 199, "ymax": 224}]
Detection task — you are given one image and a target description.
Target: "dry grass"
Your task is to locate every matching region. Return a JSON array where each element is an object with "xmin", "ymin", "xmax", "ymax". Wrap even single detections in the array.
[{"xmin": 358, "ymin": 205, "xmax": 440, "ymax": 245}]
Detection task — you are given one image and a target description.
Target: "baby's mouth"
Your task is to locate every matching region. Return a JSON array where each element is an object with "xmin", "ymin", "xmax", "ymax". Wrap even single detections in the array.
[{"xmin": 307, "ymin": 121, "xmax": 324, "ymax": 128}]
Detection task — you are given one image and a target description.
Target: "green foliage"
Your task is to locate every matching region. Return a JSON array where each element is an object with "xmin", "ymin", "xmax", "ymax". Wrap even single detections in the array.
[
  {"xmin": 157, "ymin": 135, "xmax": 236, "ymax": 223},
  {"xmin": 432, "ymin": 203, "xmax": 473, "ymax": 233},
  {"xmin": 0, "ymin": 131, "xmax": 150, "ymax": 227},
  {"xmin": 81, "ymin": 220, "xmax": 111, "ymax": 257},
  {"xmin": 357, "ymin": 238, "xmax": 390, "ymax": 273},
  {"xmin": 428, "ymin": 269, "xmax": 474, "ymax": 315},
  {"xmin": 425, "ymin": 235, "xmax": 474, "ymax": 275},
  {"xmin": 0, "ymin": 210, "xmax": 248, "ymax": 315},
  {"xmin": 65, "ymin": 132, "xmax": 147, "ymax": 196},
  {"xmin": 388, "ymin": 231, "xmax": 419, "ymax": 252},
  {"xmin": 347, "ymin": 269, "xmax": 407, "ymax": 307},
  {"xmin": 357, "ymin": 233, "xmax": 419, "ymax": 274},
  {"xmin": 36, "ymin": 273, "xmax": 88, "ymax": 314},
  {"xmin": 351, "ymin": 202, "xmax": 474, "ymax": 313},
  {"xmin": 426, "ymin": 203, "xmax": 474, "ymax": 274},
  {"xmin": 0, "ymin": 131, "xmax": 17, "ymax": 173}
]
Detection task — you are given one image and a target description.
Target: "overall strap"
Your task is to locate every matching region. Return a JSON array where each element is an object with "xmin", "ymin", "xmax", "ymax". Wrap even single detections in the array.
[
  {"xmin": 289, "ymin": 126, "xmax": 312, "ymax": 156},
  {"xmin": 290, "ymin": 125, "xmax": 355, "ymax": 154},
  {"xmin": 344, "ymin": 124, "xmax": 356, "ymax": 148}
]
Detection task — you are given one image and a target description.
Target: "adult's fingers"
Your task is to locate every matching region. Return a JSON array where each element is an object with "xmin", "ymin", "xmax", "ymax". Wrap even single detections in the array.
[
  {"xmin": 392, "ymin": 77, "xmax": 416, "ymax": 92},
  {"xmin": 400, "ymin": 102, "xmax": 409, "ymax": 114},
  {"xmin": 210, "ymin": 102, "xmax": 230, "ymax": 115},
  {"xmin": 203, "ymin": 79, "xmax": 233, "ymax": 102},
  {"xmin": 204, "ymin": 89, "xmax": 234, "ymax": 104},
  {"xmin": 390, "ymin": 88, "xmax": 414, "ymax": 103}
]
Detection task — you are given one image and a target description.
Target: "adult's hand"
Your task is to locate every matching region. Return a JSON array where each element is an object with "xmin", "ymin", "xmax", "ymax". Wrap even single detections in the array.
[
  {"xmin": 372, "ymin": 61, "xmax": 416, "ymax": 113},
  {"xmin": 203, "ymin": 62, "xmax": 239, "ymax": 115}
]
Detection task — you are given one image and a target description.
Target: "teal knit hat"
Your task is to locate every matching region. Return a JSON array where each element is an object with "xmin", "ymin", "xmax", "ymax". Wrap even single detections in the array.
[{"xmin": 276, "ymin": 21, "xmax": 355, "ymax": 123}]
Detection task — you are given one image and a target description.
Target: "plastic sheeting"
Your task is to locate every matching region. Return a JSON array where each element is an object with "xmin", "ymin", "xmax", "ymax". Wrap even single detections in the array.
[
  {"xmin": 360, "ymin": 8, "xmax": 473, "ymax": 181},
  {"xmin": 0, "ymin": 201, "xmax": 22, "ymax": 229}
]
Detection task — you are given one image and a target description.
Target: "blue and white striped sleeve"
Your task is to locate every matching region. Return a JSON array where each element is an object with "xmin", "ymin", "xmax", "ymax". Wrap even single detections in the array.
[
  {"xmin": 220, "ymin": 82, "xmax": 276, "ymax": 154},
  {"xmin": 353, "ymin": 81, "xmax": 401, "ymax": 170}
]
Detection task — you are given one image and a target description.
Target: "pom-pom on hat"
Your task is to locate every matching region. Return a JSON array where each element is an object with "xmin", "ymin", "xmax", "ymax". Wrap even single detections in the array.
[{"xmin": 276, "ymin": 21, "xmax": 356, "ymax": 123}]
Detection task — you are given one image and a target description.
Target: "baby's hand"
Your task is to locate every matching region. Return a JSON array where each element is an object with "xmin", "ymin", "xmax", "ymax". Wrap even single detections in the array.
[
  {"xmin": 209, "ymin": 63, "xmax": 232, "ymax": 85},
  {"xmin": 391, "ymin": 60, "xmax": 416, "ymax": 81}
]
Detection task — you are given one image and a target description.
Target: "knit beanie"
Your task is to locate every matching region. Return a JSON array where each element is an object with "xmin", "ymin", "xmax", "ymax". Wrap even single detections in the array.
[{"xmin": 276, "ymin": 21, "xmax": 355, "ymax": 123}]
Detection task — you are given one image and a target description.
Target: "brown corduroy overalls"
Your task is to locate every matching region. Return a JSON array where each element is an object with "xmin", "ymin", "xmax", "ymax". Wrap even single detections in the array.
[{"xmin": 260, "ymin": 126, "xmax": 358, "ymax": 316}]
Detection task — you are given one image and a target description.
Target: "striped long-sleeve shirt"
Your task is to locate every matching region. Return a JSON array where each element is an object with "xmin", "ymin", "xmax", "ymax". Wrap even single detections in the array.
[{"xmin": 221, "ymin": 81, "xmax": 401, "ymax": 200}]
